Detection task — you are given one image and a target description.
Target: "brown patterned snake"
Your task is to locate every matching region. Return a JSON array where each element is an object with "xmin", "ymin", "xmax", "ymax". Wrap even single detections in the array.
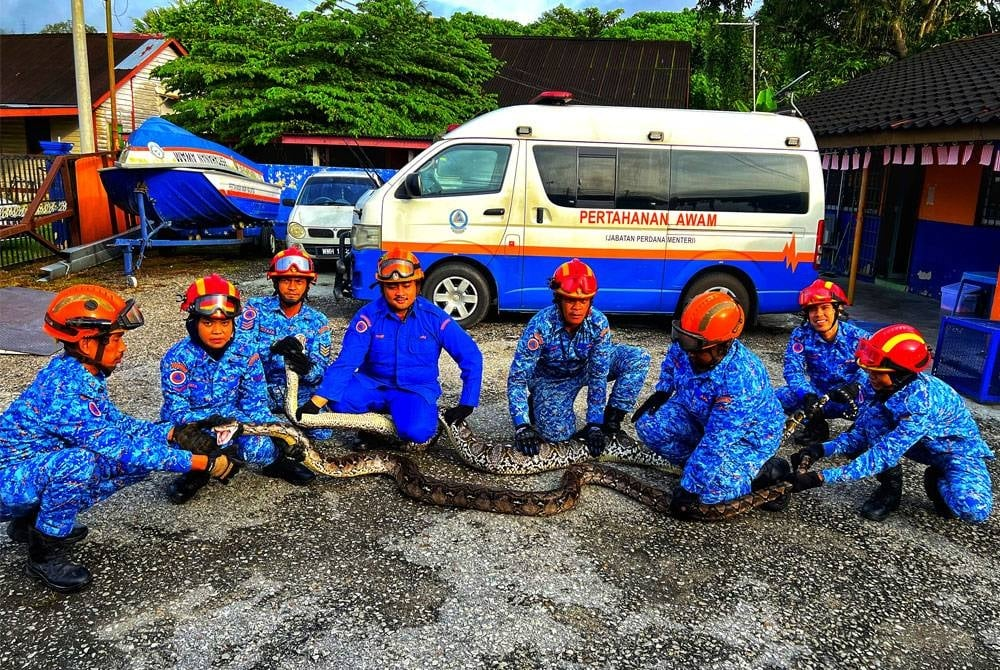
[{"xmin": 219, "ymin": 372, "xmax": 808, "ymax": 521}]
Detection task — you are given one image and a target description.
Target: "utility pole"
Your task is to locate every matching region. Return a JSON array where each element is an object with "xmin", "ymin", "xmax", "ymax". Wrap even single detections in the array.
[
  {"xmin": 71, "ymin": 0, "xmax": 96, "ymax": 152},
  {"xmin": 105, "ymin": 0, "xmax": 119, "ymax": 150},
  {"xmin": 718, "ymin": 21, "xmax": 759, "ymax": 111}
]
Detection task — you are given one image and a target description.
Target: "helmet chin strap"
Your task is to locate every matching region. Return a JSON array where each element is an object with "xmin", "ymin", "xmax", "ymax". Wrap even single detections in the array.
[{"xmin": 66, "ymin": 336, "xmax": 117, "ymax": 376}]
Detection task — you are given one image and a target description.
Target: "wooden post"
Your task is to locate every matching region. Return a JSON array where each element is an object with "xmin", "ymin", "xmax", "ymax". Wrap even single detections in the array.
[{"xmin": 847, "ymin": 164, "xmax": 870, "ymax": 304}]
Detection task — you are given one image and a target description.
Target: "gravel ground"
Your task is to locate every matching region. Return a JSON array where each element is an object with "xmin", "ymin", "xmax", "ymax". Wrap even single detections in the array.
[{"xmin": 1, "ymin": 251, "xmax": 999, "ymax": 670}]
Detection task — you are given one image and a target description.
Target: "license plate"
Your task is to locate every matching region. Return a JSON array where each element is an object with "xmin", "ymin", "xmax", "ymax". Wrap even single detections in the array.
[{"xmin": 320, "ymin": 248, "xmax": 338, "ymax": 255}]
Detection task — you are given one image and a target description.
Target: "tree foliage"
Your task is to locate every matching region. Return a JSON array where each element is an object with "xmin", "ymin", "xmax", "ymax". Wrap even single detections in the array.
[
  {"xmin": 40, "ymin": 21, "xmax": 97, "ymax": 33},
  {"xmin": 139, "ymin": 0, "xmax": 499, "ymax": 147},
  {"xmin": 529, "ymin": 4, "xmax": 623, "ymax": 37}
]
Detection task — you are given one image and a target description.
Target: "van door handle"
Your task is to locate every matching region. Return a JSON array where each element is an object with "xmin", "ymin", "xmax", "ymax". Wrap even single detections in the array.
[
  {"xmin": 536, "ymin": 207, "xmax": 545, "ymax": 223},
  {"xmin": 483, "ymin": 208, "xmax": 505, "ymax": 216}
]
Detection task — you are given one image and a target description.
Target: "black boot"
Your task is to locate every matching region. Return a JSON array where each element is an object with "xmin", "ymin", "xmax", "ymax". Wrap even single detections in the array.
[
  {"xmin": 261, "ymin": 456, "xmax": 315, "ymax": 485},
  {"xmin": 26, "ymin": 526, "xmax": 91, "ymax": 593},
  {"xmin": 923, "ymin": 466, "xmax": 955, "ymax": 518},
  {"xmin": 861, "ymin": 465, "xmax": 903, "ymax": 521},
  {"xmin": 752, "ymin": 457, "xmax": 792, "ymax": 512},
  {"xmin": 6, "ymin": 508, "xmax": 88, "ymax": 545},
  {"xmin": 602, "ymin": 406, "xmax": 627, "ymax": 437},
  {"xmin": 168, "ymin": 471, "xmax": 210, "ymax": 504},
  {"xmin": 794, "ymin": 414, "xmax": 830, "ymax": 445}
]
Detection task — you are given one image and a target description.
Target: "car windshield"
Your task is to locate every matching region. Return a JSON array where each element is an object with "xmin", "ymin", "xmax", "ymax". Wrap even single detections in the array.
[{"xmin": 298, "ymin": 176, "xmax": 373, "ymax": 206}]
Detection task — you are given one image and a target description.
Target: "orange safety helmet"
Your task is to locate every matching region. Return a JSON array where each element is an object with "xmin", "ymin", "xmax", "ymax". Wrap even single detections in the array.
[
  {"xmin": 855, "ymin": 324, "xmax": 931, "ymax": 374},
  {"xmin": 43, "ymin": 284, "xmax": 144, "ymax": 343},
  {"xmin": 673, "ymin": 291, "xmax": 745, "ymax": 351},
  {"xmin": 267, "ymin": 247, "xmax": 317, "ymax": 283},
  {"xmin": 180, "ymin": 274, "xmax": 241, "ymax": 318},
  {"xmin": 799, "ymin": 279, "xmax": 849, "ymax": 309},
  {"xmin": 375, "ymin": 247, "xmax": 423, "ymax": 284},
  {"xmin": 549, "ymin": 258, "xmax": 598, "ymax": 299}
]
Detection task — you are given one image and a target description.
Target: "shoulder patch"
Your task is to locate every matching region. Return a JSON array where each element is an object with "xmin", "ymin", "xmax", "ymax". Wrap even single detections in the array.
[
  {"xmin": 791, "ymin": 342, "xmax": 805, "ymax": 354},
  {"xmin": 88, "ymin": 400, "xmax": 102, "ymax": 417},
  {"xmin": 320, "ymin": 344, "xmax": 331, "ymax": 358},
  {"xmin": 241, "ymin": 306, "xmax": 258, "ymax": 330},
  {"xmin": 355, "ymin": 319, "xmax": 369, "ymax": 334},
  {"xmin": 527, "ymin": 332, "xmax": 544, "ymax": 351},
  {"xmin": 168, "ymin": 369, "xmax": 187, "ymax": 387}
]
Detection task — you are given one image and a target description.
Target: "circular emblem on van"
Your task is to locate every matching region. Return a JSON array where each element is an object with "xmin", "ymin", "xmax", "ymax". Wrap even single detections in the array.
[
  {"xmin": 449, "ymin": 209, "xmax": 469, "ymax": 233},
  {"xmin": 147, "ymin": 141, "xmax": 165, "ymax": 159}
]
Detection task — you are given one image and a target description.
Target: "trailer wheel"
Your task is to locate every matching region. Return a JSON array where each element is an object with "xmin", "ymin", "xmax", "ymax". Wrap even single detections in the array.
[
  {"xmin": 678, "ymin": 272, "xmax": 753, "ymax": 321},
  {"xmin": 125, "ymin": 275, "xmax": 138, "ymax": 289},
  {"xmin": 423, "ymin": 263, "xmax": 491, "ymax": 328}
]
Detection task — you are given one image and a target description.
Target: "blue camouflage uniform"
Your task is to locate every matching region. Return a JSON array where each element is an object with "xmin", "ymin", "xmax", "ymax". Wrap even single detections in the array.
[
  {"xmin": 818, "ymin": 373, "xmax": 994, "ymax": 523},
  {"xmin": 160, "ymin": 336, "xmax": 276, "ymax": 465},
  {"xmin": 315, "ymin": 296, "xmax": 482, "ymax": 443},
  {"xmin": 775, "ymin": 319, "xmax": 870, "ymax": 418},
  {"xmin": 1, "ymin": 355, "xmax": 197, "ymax": 537},
  {"xmin": 635, "ymin": 340, "xmax": 784, "ymax": 504},
  {"xmin": 507, "ymin": 305, "xmax": 650, "ymax": 441},
  {"xmin": 238, "ymin": 295, "xmax": 333, "ymax": 439}
]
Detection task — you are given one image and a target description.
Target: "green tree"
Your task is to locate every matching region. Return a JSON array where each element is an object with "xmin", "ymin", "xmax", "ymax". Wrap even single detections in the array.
[
  {"xmin": 449, "ymin": 11, "xmax": 527, "ymax": 37},
  {"xmin": 528, "ymin": 5, "xmax": 623, "ymax": 37},
  {"xmin": 40, "ymin": 21, "xmax": 97, "ymax": 33}
]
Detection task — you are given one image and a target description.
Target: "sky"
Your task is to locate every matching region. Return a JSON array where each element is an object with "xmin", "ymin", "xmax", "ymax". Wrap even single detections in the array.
[{"xmin": 0, "ymin": 1, "xmax": 696, "ymax": 35}]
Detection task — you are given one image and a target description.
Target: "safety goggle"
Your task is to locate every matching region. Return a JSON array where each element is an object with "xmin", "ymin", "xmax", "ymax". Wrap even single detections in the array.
[
  {"xmin": 855, "ymin": 337, "xmax": 893, "ymax": 371},
  {"xmin": 273, "ymin": 255, "xmax": 314, "ymax": 273},
  {"xmin": 671, "ymin": 322, "xmax": 712, "ymax": 353},
  {"xmin": 377, "ymin": 257, "xmax": 420, "ymax": 282},
  {"xmin": 190, "ymin": 294, "xmax": 239, "ymax": 318},
  {"xmin": 552, "ymin": 273, "xmax": 597, "ymax": 296},
  {"xmin": 61, "ymin": 298, "xmax": 145, "ymax": 333}
]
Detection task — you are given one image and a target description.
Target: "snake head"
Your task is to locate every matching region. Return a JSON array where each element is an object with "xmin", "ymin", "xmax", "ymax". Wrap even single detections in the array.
[{"xmin": 212, "ymin": 422, "xmax": 243, "ymax": 446}]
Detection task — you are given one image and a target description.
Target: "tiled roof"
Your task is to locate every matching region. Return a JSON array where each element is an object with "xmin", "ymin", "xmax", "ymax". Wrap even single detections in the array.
[
  {"xmin": 0, "ymin": 33, "xmax": 175, "ymax": 107},
  {"xmin": 482, "ymin": 36, "xmax": 690, "ymax": 109},
  {"xmin": 797, "ymin": 32, "xmax": 1000, "ymax": 137}
]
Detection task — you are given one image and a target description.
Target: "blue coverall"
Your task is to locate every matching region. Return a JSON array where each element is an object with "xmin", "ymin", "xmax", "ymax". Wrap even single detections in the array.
[
  {"xmin": 507, "ymin": 305, "xmax": 650, "ymax": 441},
  {"xmin": 239, "ymin": 296, "xmax": 333, "ymax": 438},
  {"xmin": 818, "ymin": 373, "xmax": 994, "ymax": 523},
  {"xmin": 0, "ymin": 355, "xmax": 197, "ymax": 537},
  {"xmin": 160, "ymin": 336, "xmax": 276, "ymax": 465},
  {"xmin": 315, "ymin": 296, "xmax": 483, "ymax": 443},
  {"xmin": 635, "ymin": 341, "xmax": 784, "ymax": 504},
  {"xmin": 775, "ymin": 319, "xmax": 870, "ymax": 418}
]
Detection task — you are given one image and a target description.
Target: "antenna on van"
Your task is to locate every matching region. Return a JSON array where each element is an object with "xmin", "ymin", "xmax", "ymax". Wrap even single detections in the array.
[
  {"xmin": 341, "ymin": 137, "xmax": 384, "ymax": 188},
  {"xmin": 775, "ymin": 71, "xmax": 810, "ymax": 117}
]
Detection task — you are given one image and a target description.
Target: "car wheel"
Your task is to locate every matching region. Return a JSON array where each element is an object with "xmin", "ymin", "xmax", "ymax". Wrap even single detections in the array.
[{"xmin": 678, "ymin": 272, "xmax": 753, "ymax": 320}]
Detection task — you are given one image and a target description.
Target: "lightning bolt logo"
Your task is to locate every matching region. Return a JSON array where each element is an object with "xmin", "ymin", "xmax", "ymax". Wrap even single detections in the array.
[{"xmin": 783, "ymin": 234, "xmax": 799, "ymax": 272}]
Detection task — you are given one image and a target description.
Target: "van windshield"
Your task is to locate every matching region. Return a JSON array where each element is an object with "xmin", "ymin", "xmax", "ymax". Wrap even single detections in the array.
[{"xmin": 298, "ymin": 176, "xmax": 374, "ymax": 206}]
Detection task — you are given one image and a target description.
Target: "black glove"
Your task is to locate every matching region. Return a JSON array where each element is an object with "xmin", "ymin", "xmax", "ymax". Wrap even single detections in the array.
[
  {"xmin": 272, "ymin": 436, "xmax": 305, "ymax": 463},
  {"xmin": 173, "ymin": 423, "xmax": 219, "ymax": 455},
  {"xmin": 270, "ymin": 336, "xmax": 303, "ymax": 358},
  {"xmin": 194, "ymin": 414, "xmax": 236, "ymax": 430},
  {"xmin": 801, "ymin": 392, "xmax": 822, "ymax": 417},
  {"xmin": 271, "ymin": 337, "xmax": 313, "ymax": 377},
  {"xmin": 828, "ymin": 382, "xmax": 861, "ymax": 405},
  {"xmin": 583, "ymin": 423, "xmax": 606, "ymax": 458},
  {"xmin": 790, "ymin": 441, "xmax": 825, "ymax": 471},
  {"xmin": 632, "ymin": 390, "xmax": 671, "ymax": 423},
  {"xmin": 443, "ymin": 404, "xmax": 474, "ymax": 426},
  {"xmin": 205, "ymin": 447, "xmax": 243, "ymax": 483},
  {"xmin": 296, "ymin": 399, "xmax": 323, "ymax": 422},
  {"xmin": 669, "ymin": 485, "xmax": 700, "ymax": 520},
  {"xmin": 513, "ymin": 424, "xmax": 542, "ymax": 457},
  {"xmin": 785, "ymin": 470, "xmax": 824, "ymax": 492}
]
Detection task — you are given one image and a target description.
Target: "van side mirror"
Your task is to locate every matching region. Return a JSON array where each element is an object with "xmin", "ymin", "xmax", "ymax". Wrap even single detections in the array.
[
  {"xmin": 281, "ymin": 197, "xmax": 296, "ymax": 207},
  {"xmin": 403, "ymin": 173, "xmax": 422, "ymax": 198}
]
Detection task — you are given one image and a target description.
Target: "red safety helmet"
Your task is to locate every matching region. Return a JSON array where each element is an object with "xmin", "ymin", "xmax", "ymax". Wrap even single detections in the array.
[
  {"xmin": 375, "ymin": 247, "xmax": 423, "ymax": 284},
  {"xmin": 180, "ymin": 274, "xmax": 241, "ymax": 318},
  {"xmin": 856, "ymin": 324, "xmax": 931, "ymax": 374},
  {"xmin": 267, "ymin": 247, "xmax": 317, "ymax": 283},
  {"xmin": 799, "ymin": 279, "xmax": 849, "ymax": 309},
  {"xmin": 673, "ymin": 291, "xmax": 745, "ymax": 352},
  {"xmin": 44, "ymin": 284, "xmax": 144, "ymax": 343},
  {"xmin": 549, "ymin": 258, "xmax": 598, "ymax": 299}
]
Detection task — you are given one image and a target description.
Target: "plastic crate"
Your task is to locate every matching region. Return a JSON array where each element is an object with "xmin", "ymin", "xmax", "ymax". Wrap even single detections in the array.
[
  {"xmin": 940, "ymin": 282, "xmax": 981, "ymax": 315},
  {"xmin": 933, "ymin": 316, "xmax": 1000, "ymax": 404}
]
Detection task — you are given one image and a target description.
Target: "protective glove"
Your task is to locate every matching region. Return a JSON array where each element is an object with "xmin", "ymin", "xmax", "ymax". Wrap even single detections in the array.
[
  {"xmin": 272, "ymin": 436, "xmax": 305, "ymax": 463},
  {"xmin": 513, "ymin": 424, "xmax": 542, "ymax": 457},
  {"xmin": 669, "ymin": 485, "xmax": 700, "ymax": 520},
  {"xmin": 583, "ymin": 423, "xmax": 606, "ymax": 458},
  {"xmin": 785, "ymin": 470, "xmax": 824, "ymax": 492},
  {"xmin": 173, "ymin": 423, "xmax": 219, "ymax": 455},
  {"xmin": 296, "ymin": 399, "xmax": 323, "ymax": 422},
  {"xmin": 271, "ymin": 337, "xmax": 313, "ymax": 377},
  {"xmin": 631, "ymin": 390, "xmax": 671, "ymax": 423},
  {"xmin": 443, "ymin": 404, "xmax": 474, "ymax": 426},
  {"xmin": 205, "ymin": 448, "xmax": 243, "ymax": 483},
  {"xmin": 194, "ymin": 414, "xmax": 236, "ymax": 430},
  {"xmin": 790, "ymin": 441, "xmax": 825, "ymax": 471},
  {"xmin": 828, "ymin": 382, "xmax": 861, "ymax": 406},
  {"xmin": 801, "ymin": 392, "xmax": 822, "ymax": 418}
]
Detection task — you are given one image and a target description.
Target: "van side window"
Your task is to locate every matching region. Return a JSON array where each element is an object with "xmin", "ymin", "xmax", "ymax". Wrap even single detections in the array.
[
  {"xmin": 670, "ymin": 150, "xmax": 809, "ymax": 214},
  {"xmin": 534, "ymin": 145, "xmax": 670, "ymax": 210},
  {"xmin": 415, "ymin": 144, "xmax": 512, "ymax": 196}
]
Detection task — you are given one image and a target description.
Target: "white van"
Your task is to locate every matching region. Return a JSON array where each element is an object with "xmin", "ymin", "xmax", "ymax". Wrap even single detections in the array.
[
  {"xmin": 348, "ymin": 102, "xmax": 825, "ymax": 327},
  {"xmin": 285, "ymin": 170, "xmax": 380, "ymax": 258}
]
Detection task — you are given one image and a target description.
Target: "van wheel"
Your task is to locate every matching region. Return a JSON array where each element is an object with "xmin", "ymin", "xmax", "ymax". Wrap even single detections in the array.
[
  {"xmin": 424, "ymin": 264, "xmax": 491, "ymax": 328},
  {"xmin": 678, "ymin": 272, "xmax": 753, "ymax": 320}
]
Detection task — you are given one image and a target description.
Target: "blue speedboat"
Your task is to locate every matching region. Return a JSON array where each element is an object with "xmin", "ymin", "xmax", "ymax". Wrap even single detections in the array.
[{"xmin": 99, "ymin": 117, "xmax": 282, "ymax": 233}]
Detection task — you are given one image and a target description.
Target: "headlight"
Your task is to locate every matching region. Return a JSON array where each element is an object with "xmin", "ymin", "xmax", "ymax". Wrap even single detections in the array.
[
  {"xmin": 352, "ymin": 224, "xmax": 381, "ymax": 250},
  {"xmin": 287, "ymin": 222, "xmax": 306, "ymax": 239}
]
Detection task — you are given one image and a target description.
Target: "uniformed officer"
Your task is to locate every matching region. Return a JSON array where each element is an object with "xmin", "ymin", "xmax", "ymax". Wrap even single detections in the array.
[
  {"xmin": 633, "ymin": 291, "xmax": 787, "ymax": 518},
  {"xmin": 775, "ymin": 279, "xmax": 870, "ymax": 442},
  {"xmin": 296, "ymin": 248, "xmax": 483, "ymax": 445},
  {"xmin": 786, "ymin": 324, "xmax": 994, "ymax": 523},
  {"xmin": 507, "ymin": 258, "xmax": 650, "ymax": 458},
  {"xmin": 0, "ymin": 285, "xmax": 236, "ymax": 592},
  {"xmin": 239, "ymin": 247, "xmax": 332, "ymax": 446},
  {"xmin": 161, "ymin": 274, "xmax": 312, "ymax": 504}
]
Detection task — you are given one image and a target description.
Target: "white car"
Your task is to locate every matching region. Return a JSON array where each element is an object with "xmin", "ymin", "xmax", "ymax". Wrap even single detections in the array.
[{"xmin": 284, "ymin": 170, "xmax": 380, "ymax": 259}]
